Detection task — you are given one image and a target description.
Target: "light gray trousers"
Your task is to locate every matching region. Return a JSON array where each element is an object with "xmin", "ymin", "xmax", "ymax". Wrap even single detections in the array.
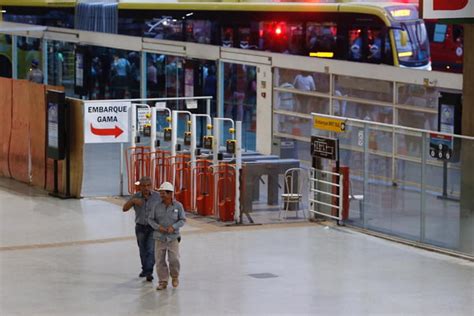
[{"xmin": 155, "ymin": 239, "xmax": 180, "ymax": 283}]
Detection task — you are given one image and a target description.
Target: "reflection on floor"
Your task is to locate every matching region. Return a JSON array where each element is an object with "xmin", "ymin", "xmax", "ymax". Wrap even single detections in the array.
[{"xmin": 1, "ymin": 177, "xmax": 473, "ymax": 315}]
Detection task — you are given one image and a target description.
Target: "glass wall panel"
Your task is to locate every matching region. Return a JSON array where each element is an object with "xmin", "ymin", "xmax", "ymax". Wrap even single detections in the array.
[
  {"xmin": 273, "ymin": 113, "xmax": 311, "ymax": 137},
  {"xmin": 275, "ymin": 68, "xmax": 330, "ymax": 94},
  {"xmin": 334, "ymin": 75, "xmax": 393, "ymax": 103},
  {"xmin": 0, "ymin": 34, "xmax": 13, "ymax": 78},
  {"xmin": 223, "ymin": 62, "xmax": 256, "ymax": 151},
  {"xmin": 397, "ymin": 108, "xmax": 438, "ymax": 130},
  {"xmin": 17, "ymin": 36, "xmax": 43, "ymax": 80},
  {"xmin": 397, "ymin": 83, "xmax": 438, "ymax": 110},
  {"xmin": 274, "ymin": 91, "xmax": 329, "ymax": 115},
  {"xmin": 47, "ymin": 40, "xmax": 75, "ymax": 96},
  {"xmin": 341, "ymin": 101, "xmax": 392, "ymax": 123},
  {"xmin": 273, "ymin": 137, "xmax": 311, "ymax": 163}
]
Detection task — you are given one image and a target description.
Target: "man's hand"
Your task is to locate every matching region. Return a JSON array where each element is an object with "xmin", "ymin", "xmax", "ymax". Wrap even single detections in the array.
[
  {"xmin": 133, "ymin": 198, "xmax": 144, "ymax": 207},
  {"xmin": 167, "ymin": 226, "xmax": 175, "ymax": 234},
  {"xmin": 159, "ymin": 226, "xmax": 167, "ymax": 233}
]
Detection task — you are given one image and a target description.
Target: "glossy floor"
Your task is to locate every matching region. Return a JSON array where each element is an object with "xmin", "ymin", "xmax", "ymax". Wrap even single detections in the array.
[{"xmin": 0, "ymin": 178, "xmax": 473, "ymax": 315}]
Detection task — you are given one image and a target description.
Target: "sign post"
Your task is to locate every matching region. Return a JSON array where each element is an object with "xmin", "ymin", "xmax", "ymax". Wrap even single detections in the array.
[{"xmin": 46, "ymin": 90, "xmax": 72, "ymax": 198}]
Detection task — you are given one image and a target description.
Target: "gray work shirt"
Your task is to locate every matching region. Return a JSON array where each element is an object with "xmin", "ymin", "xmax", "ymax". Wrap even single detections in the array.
[
  {"xmin": 148, "ymin": 200, "xmax": 186, "ymax": 241},
  {"xmin": 27, "ymin": 69, "xmax": 44, "ymax": 84},
  {"xmin": 129, "ymin": 191, "xmax": 161, "ymax": 225}
]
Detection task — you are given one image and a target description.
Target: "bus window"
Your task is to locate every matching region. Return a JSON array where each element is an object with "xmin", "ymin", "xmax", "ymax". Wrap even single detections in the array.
[
  {"xmin": 348, "ymin": 28, "xmax": 363, "ymax": 61},
  {"xmin": 393, "ymin": 22, "xmax": 430, "ymax": 68},
  {"xmin": 452, "ymin": 25, "xmax": 463, "ymax": 44},
  {"xmin": 185, "ymin": 20, "xmax": 211, "ymax": 44},
  {"xmin": 144, "ymin": 16, "xmax": 183, "ymax": 41},
  {"xmin": 433, "ymin": 24, "xmax": 447, "ymax": 43},
  {"xmin": 221, "ymin": 27, "xmax": 234, "ymax": 47},
  {"xmin": 259, "ymin": 21, "xmax": 289, "ymax": 53},
  {"xmin": 306, "ymin": 23, "xmax": 337, "ymax": 58},
  {"xmin": 288, "ymin": 23, "xmax": 304, "ymax": 55},
  {"xmin": 237, "ymin": 27, "xmax": 253, "ymax": 49},
  {"xmin": 367, "ymin": 28, "xmax": 383, "ymax": 63}
]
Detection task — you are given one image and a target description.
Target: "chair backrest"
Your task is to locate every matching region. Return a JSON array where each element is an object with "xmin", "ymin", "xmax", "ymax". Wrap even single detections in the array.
[{"xmin": 284, "ymin": 167, "xmax": 307, "ymax": 196}]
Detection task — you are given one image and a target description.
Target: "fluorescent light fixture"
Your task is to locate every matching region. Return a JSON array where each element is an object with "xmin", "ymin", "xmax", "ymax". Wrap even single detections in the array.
[
  {"xmin": 1, "ymin": 10, "xmax": 6, "ymax": 13},
  {"xmin": 186, "ymin": 12, "xmax": 193, "ymax": 17},
  {"xmin": 309, "ymin": 52, "xmax": 334, "ymax": 58}
]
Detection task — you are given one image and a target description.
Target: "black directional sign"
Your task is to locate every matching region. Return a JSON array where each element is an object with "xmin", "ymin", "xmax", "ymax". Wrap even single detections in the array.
[
  {"xmin": 311, "ymin": 136, "xmax": 339, "ymax": 161},
  {"xmin": 429, "ymin": 133, "xmax": 453, "ymax": 161}
]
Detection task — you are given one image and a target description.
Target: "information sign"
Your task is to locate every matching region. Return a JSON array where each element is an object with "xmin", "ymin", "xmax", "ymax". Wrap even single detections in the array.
[
  {"xmin": 430, "ymin": 133, "xmax": 454, "ymax": 160},
  {"xmin": 313, "ymin": 116, "xmax": 346, "ymax": 133},
  {"xmin": 311, "ymin": 136, "xmax": 339, "ymax": 161},
  {"xmin": 84, "ymin": 101, "xmax": 131, "ymax": 143}
]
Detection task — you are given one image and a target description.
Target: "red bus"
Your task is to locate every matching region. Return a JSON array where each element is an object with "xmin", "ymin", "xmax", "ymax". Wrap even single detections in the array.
[{"xmin": 425, "ymin": 21, "xmax": 463, "ymax": 73}]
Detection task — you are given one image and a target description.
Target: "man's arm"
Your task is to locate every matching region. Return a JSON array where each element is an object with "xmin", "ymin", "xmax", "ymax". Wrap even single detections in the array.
[
  {"xmin": 171, "ymin": 204, "xmax": 186, "ymax": 231},
  {"xmin": 148, "ymin": 205, "xmax": 159, "ymax": 229},
  {"xmin": 122, "ymin": 197, "xmax": 143, "ymax": 212}
]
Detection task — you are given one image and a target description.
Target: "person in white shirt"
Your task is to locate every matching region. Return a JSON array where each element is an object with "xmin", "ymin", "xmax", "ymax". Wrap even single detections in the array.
[{"xmin": 293, "ymin": 74, "xmax": 315, "ymax": 112}]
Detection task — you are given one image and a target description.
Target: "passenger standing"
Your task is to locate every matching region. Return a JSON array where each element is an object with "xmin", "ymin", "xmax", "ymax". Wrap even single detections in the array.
[
  {"xmin": 293, "ymin": 73, "xmax": 315, "ymax": 112},
  {"xmin": 148, "ymin": 181, "xmax": 186, "ymax": 290},
  {"xmin": 27, "ymin": 59, "xmax": 44, "ymax": 84},
  {"xmin": 122, "ymin": 176, "xmax": 160, "ymax": 282}
]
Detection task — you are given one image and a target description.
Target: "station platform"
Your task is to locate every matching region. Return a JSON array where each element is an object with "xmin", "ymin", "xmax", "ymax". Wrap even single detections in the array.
[{"xmin": 0, "ymin": 177, "xmax": 473, "ymax": 315}]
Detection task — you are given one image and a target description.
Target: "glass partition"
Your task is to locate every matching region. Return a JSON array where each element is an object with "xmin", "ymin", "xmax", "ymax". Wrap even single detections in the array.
[
  {"xmin": 16, "ymin": 36, "xmax": 43, "ymax": 80},
  {"xmin": 223, "ymin": 62, "xmax": 257, "ymax": 151},
  {"xmin": 47, "ymin": 40, "xmax": 75, "ymax": 95}
]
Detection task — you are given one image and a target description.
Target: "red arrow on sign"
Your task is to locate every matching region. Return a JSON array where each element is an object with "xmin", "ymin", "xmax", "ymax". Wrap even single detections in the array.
[{"xmin": 90, "ymin": 124, "xmax": 124, "ymax": 138}]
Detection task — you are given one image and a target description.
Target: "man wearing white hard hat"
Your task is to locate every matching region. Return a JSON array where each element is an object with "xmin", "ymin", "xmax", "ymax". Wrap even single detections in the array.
[{"xmin": 148, "ymin": 181, "xmax": 186, "ymax": 290}]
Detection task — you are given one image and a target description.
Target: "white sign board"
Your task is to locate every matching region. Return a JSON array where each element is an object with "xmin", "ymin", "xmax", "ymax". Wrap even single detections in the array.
[
  {"xmin": 186, "ymin": 100, "xmax": 198, "ymax": 109},
  {"xmin": 84, "ymin": 101, "xmax": 131, "ymax": 143},
  {"xmin": 137, "ymin": 107, "xmax": 151, "ymax": 132},
  {"xmin": 423, "ymin": 0, "xmax": 474, "ymax": 19}
]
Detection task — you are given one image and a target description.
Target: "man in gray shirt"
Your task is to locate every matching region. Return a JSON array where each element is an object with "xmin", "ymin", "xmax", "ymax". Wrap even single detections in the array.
[
  {"xmin": 148, "ymin": 181, "xmax": 186, "ymax": 290},
  {"xmin": 123, "ymin": 176, "xmax": 161, "ymax": 282},
  {"xmin": 27, "ymin": 59, "xmax": 44, "ymax": 84}
]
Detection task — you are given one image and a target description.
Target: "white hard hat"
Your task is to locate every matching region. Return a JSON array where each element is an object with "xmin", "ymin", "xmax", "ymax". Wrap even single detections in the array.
[{"xmin": 158, "ymin": 181, "xmax": 174, "ymax": 192}]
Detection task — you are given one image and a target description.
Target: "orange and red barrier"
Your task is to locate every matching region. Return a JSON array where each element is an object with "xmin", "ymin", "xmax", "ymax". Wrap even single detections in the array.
[
  {"xmin": 213, "ymin": 163, "xmax": 236, "ymax": 222},
  {"xmin": 125, "ymin": 146, "xmax": 151, "ymax": 194}
]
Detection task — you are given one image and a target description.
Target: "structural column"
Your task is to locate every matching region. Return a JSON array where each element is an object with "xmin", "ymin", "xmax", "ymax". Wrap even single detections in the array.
[{"xmin": 460, "ymin": 23, "xmax": 473, "ymax": 254}]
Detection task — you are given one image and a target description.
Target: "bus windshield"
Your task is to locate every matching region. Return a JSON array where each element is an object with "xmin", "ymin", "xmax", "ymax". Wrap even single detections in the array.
[{"xmin": 394, "ymin": 21, "xmax": 430, "ymax": 68}]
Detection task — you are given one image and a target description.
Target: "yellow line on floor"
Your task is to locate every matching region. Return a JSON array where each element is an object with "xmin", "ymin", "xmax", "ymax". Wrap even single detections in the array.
[{"xmin": 0, "ymin": 220, "xmax": 316, "ymax": 252}]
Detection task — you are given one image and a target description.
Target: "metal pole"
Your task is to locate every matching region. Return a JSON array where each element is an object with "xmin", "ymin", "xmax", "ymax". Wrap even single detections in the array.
[
  {"xmin": 213, "ymin": 117, "xmax": 220, "ymax": 218},
  {"xmin": 140, "ymin": 51, "xmax": 147, "ymax": 99},
  {"xmin": 442, "ymin": 160, "xmax": 448, "ymax": 198},
  {"xmin": 151, "ymin": 107, "xmax": 157, "ymax": 153},
  {"xmin": 191, "ymin": 114, "xmax": 197, "ymax": 212},
  {"xmin": 12, "ymin": 35, "xmax": 18, "ymax": 79},
  {"xmin": 150, "ymin": 107, "xmax": 157, "ymax": 187},
  {"xmin": 217, "ymin": 61, "xmax": 224, "ymax": 118},
  {"xmin": 42, "ymin": 38, "xmax": 48, "ymax": 84},
  {"xmin": 420, "ymin": 132, "xmax": 427, "ymax": 243},
  {"xmin": 131, "ymin": 104, "xmax": 137, "ymax": 148},
  {"xmin": 171, "ymin": 110, "xmax": 178, "ymax": 186},
  {"xmin": 363, "ymin": 123, "xmax": 369, "ymax": 228},
  {"xmin": 235, "ymin": 120, "xmax": 242, "ymax": 223},
  {"xmin": 120, "ymin": 143, "xmax": 124, "ymax": 196}
]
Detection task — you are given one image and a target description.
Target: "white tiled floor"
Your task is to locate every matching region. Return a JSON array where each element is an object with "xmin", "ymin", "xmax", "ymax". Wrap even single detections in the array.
[{"xmin": 1, "ymin": 177, "xmax": 473, "ymax": 315}]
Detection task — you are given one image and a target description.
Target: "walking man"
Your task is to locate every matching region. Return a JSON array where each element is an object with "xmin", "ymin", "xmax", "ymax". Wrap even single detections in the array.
[
  {"xmin": 122, "ymin": 176, "xmax": 160, "ymax": 282},
  {"xmin": 149, "ymin": 181, "xmax": 186, "ymax": 290}
]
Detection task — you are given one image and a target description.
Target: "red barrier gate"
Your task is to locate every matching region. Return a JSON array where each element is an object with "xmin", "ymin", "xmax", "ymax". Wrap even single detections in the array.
[
  {"xmin": 125, "ymin": 146, "xmax": 151, "ymax": 194},
  {"xmin": 212, "ymin": 163, "xmax": 236, "ymax": 222},
  {"xmin": 151, "ymin": 149, "xmax": 172, "ymax": 190},
  {"xmin": 173, "ymin": 154, "xmax": 192, "ymax": 211},
  {"xmin": 193, "ymin": 159, "xmax": 214, "ymax": 216}
]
